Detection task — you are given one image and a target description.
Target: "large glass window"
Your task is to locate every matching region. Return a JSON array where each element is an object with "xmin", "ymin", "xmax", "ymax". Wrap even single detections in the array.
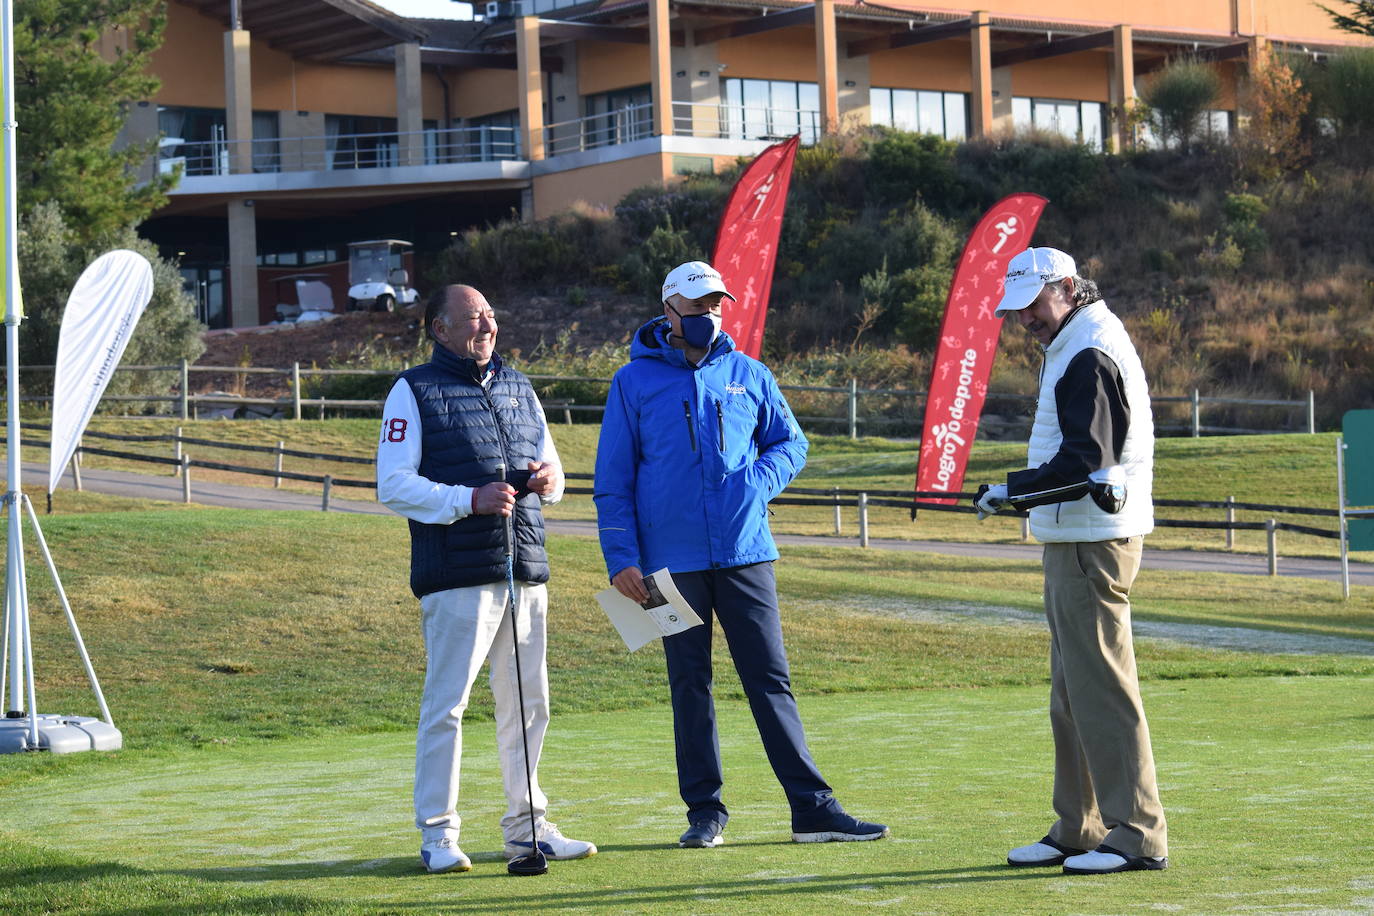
[
  {"xmin": 869, "ymin": 88, "xmax": 968, "ymax": 140},
  {"xmin": 1012, "ymin": 97, "xmax": 1105, "ymax": 150},
  {"xmin": 582, "ymin": 85, "xmax": 652, "ymax": 149},
  {"xmin": 461, "ymin": 110, "xmax": 521, "ymax": 160},
  {"xmin": 722, "ymin": 79, "xmax": 820, "ymax": 144}
]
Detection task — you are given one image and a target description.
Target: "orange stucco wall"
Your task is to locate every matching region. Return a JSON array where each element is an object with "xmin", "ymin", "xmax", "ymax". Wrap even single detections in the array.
[
  {"xmin": 842, "ymin": 0, "xmax": 1367, "ymax": 43},
  {"xmin": 717, "ymin": 30, "xmax": 821, "ymax": 82},
  {"xmin": 1012, "ymin": 53, "xmax": 1112, "ymax": 102},
  {"xmin": 533, "ymin": 154, "xmax": 669, "ymax": 219},
  {"xmin": 152, "ymin": 1, "xmax": 445, "ymax": 119},
  {"xmin": 579, "ymin": 43, "xmax": 652, "ymax": 96},
  {"xmin": 868, "ymin": 41, "xmax": 972, "ymax": 92},
  {"xmin": 452, "ymin": 68, "xmax": 522, "ymax": 120}
]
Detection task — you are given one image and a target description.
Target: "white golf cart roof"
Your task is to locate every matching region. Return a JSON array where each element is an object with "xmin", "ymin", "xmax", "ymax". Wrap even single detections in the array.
[{"xmin": 347, "ymin": 239, "xmax": 413, "ymax": 248}]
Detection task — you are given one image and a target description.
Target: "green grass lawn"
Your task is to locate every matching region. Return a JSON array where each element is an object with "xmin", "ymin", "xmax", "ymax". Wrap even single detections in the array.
[
  {"xmin": 1, "ymin": 471, "xmax": 1369, "ymax": 912},
  {"xmin": 3, "ymin": 677, "xmax": 1372, "ymax": 914}
]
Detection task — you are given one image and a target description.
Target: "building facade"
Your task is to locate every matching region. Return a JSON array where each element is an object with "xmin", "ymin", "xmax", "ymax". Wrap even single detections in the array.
[{"xmin": 122, "ymin": 0, "xmax": 1366, "ymax": 327}]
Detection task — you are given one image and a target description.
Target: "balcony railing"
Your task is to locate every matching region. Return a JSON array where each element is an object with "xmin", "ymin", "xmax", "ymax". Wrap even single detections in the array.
[
  {"xmin": 156, "ymin": 103, "xmax": 824, "ymax": 178},
  {"xmin": 543, "ymin": 101, "xmax": 822, "ymax": 157},
  {"xmin": 157, "ymin": 126, "xmax": 521, "ymax": 178},
  {"xmin": 672, "ymin": 101, "xmax": 821, "ymax": 145}
]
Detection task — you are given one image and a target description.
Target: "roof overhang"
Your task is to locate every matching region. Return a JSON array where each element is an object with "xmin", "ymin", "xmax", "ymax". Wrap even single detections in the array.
[{"xmin": 179, "ymin": 0, "xmax": 427, "ymax": 61}]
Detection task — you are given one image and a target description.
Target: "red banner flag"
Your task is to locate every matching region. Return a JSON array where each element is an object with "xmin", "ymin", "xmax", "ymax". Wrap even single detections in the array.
[
  {"xmin": 914, "ymin": 193, "xmax": 1048, "ymax": 509},
  {"xmin": 712, "ymin": 134, "xmax": 801, "ymax": 360}
]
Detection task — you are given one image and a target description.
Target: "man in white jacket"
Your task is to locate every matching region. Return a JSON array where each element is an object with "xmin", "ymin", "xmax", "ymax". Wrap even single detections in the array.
[
  {"xmin": 974, "ymin": 248, "xmax": 1168, "ymax": 876},
  {"xmin": 377, "ymin": 284, "xmax": 595, "ymax": 874}
]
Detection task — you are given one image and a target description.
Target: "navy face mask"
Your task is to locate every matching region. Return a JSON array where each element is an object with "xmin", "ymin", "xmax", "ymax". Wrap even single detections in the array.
[{"xmin": 669, "ymin": 304, "xmax": 722, "ymax": 349}]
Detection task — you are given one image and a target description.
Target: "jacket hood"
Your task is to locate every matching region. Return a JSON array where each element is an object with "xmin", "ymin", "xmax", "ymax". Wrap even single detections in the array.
[{"xmin": 629, "ymin": 316, "xmax": 737, "ymax": 368}]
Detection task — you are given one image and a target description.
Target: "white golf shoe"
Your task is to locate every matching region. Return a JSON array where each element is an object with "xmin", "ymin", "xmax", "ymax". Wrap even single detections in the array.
[
  {"xmin": 420, "ymin": 836, "xmax": 472, "ymax": 873},
  {"xmin": 504, "ymin": 821, "xmax": 598, "ymax": 860},
  {"xmin": 1007, "ymin": 835, "xmax": 1085, "ymax": 867}
]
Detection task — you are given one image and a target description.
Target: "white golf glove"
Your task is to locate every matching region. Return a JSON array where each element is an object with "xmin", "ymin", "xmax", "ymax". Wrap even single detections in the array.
[{"xmin": 974, "ymin": 484, "xmax": 1009, "ymax": 520}]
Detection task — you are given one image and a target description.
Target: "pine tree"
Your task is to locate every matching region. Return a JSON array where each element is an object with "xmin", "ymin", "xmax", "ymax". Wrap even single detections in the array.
[
  {"xmin": 14, "ymin": 0, "xmax": 173, "ymax": 243},
  {"xmin": 1320, "ymin": 1, "xmax": 1374, "ymax": 38}
]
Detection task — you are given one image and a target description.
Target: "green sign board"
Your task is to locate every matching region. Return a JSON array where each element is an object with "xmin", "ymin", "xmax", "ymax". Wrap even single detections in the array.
[{"xmin": 1343, "ymin": 410, "xmax": 1374, "ymax": 551}]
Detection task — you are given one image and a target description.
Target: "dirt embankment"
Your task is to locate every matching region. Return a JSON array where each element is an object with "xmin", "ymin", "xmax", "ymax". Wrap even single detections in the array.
[{"xmin": 194, "ymin": 288, "xmax": 651, "ymax": 397}]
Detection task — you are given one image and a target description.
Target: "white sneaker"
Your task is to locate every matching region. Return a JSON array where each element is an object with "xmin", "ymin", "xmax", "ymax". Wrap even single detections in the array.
[
  {"xmin": 420, "ymin": 836, "xmax": 472, "ymax": 874},
  {"xmin": 1007, "ymin": 835, "xmax": 1085, "ymax": 867},
  {"xmin": 505, "ymin": 821, "xmax": 597, "ymax": 860}
]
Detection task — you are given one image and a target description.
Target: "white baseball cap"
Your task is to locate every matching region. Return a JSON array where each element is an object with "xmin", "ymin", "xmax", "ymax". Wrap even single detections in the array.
[
  {"xmin": 661, "ymin": 261, "xmax": 736, "ymax": 304},
  {"xmin": 994, "ymin": 247, "xmax": 1077, "ymax": 316}
]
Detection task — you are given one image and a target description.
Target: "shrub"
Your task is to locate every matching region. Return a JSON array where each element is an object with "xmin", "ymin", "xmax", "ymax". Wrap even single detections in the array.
[
  {"xmin": 1140, "ymin": 58, "xmax": 1222, "ymax": 151},
  {"xmin": 617, "ymin": 220, "xmax": 699, "ymax": 299},
  {"xmin": 1315, "ymin": 47, "xmax": 1374, "ymax": 136},
  {"xmin": 17, "ymin": 202, "xmax": 204, "ymax": 409},
  {"xmin": 1236, "ymin": 47, "xmax": 1311, "ymax": 182},
  {"xmin": 431, "ymin": 205, "xmax": 622, "ymax": 295}
]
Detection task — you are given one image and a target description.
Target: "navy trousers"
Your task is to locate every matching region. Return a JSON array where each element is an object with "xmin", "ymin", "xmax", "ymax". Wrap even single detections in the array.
[{"xmin": 662, "ymin": 562, "xmax": 839, "ymax": 828}]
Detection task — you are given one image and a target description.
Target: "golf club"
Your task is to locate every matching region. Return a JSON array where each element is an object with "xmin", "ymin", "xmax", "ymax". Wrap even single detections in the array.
[{"xmin": 497, "ymin": 463, "xmax": 548, "ymax": 877}]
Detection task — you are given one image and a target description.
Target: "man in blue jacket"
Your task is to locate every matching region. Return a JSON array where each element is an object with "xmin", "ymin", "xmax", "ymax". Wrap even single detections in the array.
[{"xmin": 595, "ymin": 261, "xmax": 889, "ymax": 848}]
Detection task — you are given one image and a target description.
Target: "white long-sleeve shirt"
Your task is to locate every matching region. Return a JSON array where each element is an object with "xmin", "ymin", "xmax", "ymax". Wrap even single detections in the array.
[{"xmin": 376, "ymin": 374, "xmax": 564, "ymax": 525}]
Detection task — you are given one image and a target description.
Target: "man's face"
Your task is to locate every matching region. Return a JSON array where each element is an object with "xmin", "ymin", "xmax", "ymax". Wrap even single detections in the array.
[
  {"xmin": 435, "ymin": 288, "xmax": 498, "ymax": 365},
  {"xmin": 1014, "ymin": 279, "xmax": 1075, "ymax": 346},
  {"xmin": 664, "ymin": 292, "xmax": 726, "ymax": 338}
]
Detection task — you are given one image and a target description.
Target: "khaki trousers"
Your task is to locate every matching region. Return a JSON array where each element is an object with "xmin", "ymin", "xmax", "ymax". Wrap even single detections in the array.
[{"xmin": 1042, "ymin": 536, "xmax": 1167, "ymax": 858}]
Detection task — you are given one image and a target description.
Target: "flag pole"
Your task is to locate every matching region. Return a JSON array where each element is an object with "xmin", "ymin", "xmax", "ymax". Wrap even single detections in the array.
[{"xmin": 1, "ymin": 0, "xmax": 39, "ymax": 746}]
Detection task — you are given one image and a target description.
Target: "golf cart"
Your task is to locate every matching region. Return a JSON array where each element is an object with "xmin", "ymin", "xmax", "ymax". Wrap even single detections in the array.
[
  {"xmin": 347, "ymin": 239, "xmax": 419, "ymax": 312},
  {"xmin": 273, "ymin": 273, "xmax": 335, "ymax": 323}
]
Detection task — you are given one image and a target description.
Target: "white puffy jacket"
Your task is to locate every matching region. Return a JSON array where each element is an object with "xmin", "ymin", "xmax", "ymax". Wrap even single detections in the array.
[{"xmin": 1024, "ymin": 300, "xmax": 1154, "ymax": 543}]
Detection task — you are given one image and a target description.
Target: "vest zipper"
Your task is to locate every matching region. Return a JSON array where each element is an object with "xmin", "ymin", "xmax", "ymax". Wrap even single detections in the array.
[
  {"xmin": 682, "ymin": 399, "xmax": 697, "ymax": 452},
  {"xmin": 715, "ymin": 400, "xmax": 724, "ymax": 451}
]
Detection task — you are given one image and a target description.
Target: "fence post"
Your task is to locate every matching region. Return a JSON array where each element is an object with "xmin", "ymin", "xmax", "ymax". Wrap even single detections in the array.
[
  {"xmin": 848, "ymin": 378, "xmax": 858, "ymax": 440},
  {"xmin": 322, "ymin": 475, "xmax": 333, "ymax": 512},
  {"xmin": 1266, "ymin": 518, "xmax": 1278, "ymax": 575},
  {"xmin": 1020, "ymin": 514, "xmax": 1030, "ymax": 543},
  {"xmin": 319, "ymin": 396, "xmax": 326, "ymax": 421},
  {"xmin": 274, "ymin": 440, "xmax": 284, "ymax": 489},
  {"xmin": 858, "ymin": 492, "xmax": 869, "ymax": 548},
  {"xmin": 1225, "ymin": 495, "xmax": 1235, "ymax": 550},
  {"xmin": 1307, "ymin": 390, "xmax": 1315, "ymax": 434},
  {"xmin": 832, "ymin": 486, "xmax": 842, "ymax": 536},
  {"xmin": 71, "ymin": 441, "xmax": 83, "ymax": 492},
  {"xmin": 292, "ymin": 362, "xmax": 302, "ymax": 421},
  {"xmin": 181, "ymin": 455, "xmax": 191, "ymax": 504},
  {"xmin": 174, "ymin": 426, "xmax": 183, "ymax": 477},
  {"xmin": 1191, "ymin": 388, "xmax": 1201, "ymax": 438},
  {"xmin": 179, "ymin": 359, "xmax": 189, "ymax": 421}
]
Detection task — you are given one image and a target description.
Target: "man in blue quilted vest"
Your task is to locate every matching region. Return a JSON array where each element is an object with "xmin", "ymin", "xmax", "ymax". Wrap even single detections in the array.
[
  {"xmin": 594, "ymin": 261, "xmax": 889, "ymax": 849},
  {"xmin": 973, "ymin": 247, "xmax": 1168, "ymax": 876},
  {"xmin": 378, "ymin": 284, "xmax": 595, "ymax": 874}
]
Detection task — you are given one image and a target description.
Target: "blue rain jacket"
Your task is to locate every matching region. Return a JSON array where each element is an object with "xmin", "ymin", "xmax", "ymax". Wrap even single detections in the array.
[{"xmin": 594, "ymin": 317, "xmax": 808, "ymax": 579}]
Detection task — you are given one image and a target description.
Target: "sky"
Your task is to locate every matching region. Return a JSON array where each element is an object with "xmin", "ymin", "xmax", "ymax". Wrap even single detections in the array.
[{"xmin": 375, "ymin": 0, "xmax": 474, "ymax": 19}]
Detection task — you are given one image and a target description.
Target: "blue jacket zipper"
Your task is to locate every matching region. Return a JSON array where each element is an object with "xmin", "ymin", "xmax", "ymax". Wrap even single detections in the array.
[{"xmin": 682, "ymin": 399, "xmax": 697, "ymax": 452}]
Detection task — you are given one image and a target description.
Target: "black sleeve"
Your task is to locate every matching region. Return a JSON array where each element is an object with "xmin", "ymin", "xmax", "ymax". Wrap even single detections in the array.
[{"xmin": 1006, "ymin": 348, "xmax": 1130, "ymax": 509}]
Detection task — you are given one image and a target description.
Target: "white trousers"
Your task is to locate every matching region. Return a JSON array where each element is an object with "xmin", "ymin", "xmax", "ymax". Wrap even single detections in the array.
[{"xmin": 414, "ymin": 581, "xmax": 550, "ymax": 843}]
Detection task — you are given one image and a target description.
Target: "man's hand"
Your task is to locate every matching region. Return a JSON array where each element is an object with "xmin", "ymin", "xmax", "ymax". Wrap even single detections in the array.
[
  {"xmin": 974, "ymin": 483, "xmax": 1009, "ymax": 520},
  {"xmin": 472, "ymin": 481, "xmax": 517, "ymax": 516},
  {"xmin": 526, "ymin": 460, "xmax": 560, "ymax": 497},
  {"xmin": 611, "ymin": 566, "xmax": 649, "ymax": 603}
]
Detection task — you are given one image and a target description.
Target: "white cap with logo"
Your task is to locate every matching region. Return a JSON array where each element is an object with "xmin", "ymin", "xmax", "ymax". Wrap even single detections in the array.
[
  {"xmin": 661, "ymin": 261, "xmax": 737, "ymax": 304},
  {"xmin": 994, "ymin": 247, "xmax": 1077, "ymax": 316}
]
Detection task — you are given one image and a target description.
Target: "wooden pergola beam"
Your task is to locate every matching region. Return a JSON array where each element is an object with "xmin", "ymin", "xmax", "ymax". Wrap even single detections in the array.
[
  {"xmin": 847, "ymin": 17, "xmax": 972, "ymax": 58},
  {"xmin": 694, "ymin": 6, "xmax": 816, "ymax": 45},
  {"xmin": 990, "ymin": 28, "xmax": 1115, "ymax": 69}
]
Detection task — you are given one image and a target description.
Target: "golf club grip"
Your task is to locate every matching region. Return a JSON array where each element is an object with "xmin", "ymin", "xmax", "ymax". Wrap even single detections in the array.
[{"xmin": 495, "ymin": 463, "xmax": 515, "ymax": 558}]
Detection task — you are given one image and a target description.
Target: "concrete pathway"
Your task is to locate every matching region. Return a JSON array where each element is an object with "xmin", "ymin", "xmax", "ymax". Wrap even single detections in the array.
[{"xmin": 34, "ymin": 462, "xmax": 1374, "ymax": 588}]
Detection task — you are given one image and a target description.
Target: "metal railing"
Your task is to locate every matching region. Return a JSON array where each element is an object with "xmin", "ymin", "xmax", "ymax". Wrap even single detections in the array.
[
  {"xmin": 545, "ymin": 104, "xmax": 655, "ymax": 157},
  {"xmin": 157, "ymin": 126, "xmax": 521, "ymax": 177},
  {"xmin": 32, "ymin": 427, "xmax": 1366, "ymax": 588},
  {"xmin": 671, "ymin": 101, "xmax": 821, "ymax": 145},
  {"xmin": 6, "ymin": 362, "xmax": 1323, "ymax": 438}
]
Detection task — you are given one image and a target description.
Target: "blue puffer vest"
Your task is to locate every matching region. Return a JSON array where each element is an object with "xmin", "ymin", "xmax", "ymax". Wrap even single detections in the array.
[{"xmin": 398, "ymin": 346, "xmax": 549, "ymax": 598}]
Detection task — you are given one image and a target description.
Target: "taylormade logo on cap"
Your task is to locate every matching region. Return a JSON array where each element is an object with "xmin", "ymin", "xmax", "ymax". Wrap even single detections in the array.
[
  {"xmin": 994, "ymin": 247, "xmax": 1077, "ymax": 316},
  {"xmin": 661, "ymin": 261, "xmax": 737, "ymax": 303}
]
